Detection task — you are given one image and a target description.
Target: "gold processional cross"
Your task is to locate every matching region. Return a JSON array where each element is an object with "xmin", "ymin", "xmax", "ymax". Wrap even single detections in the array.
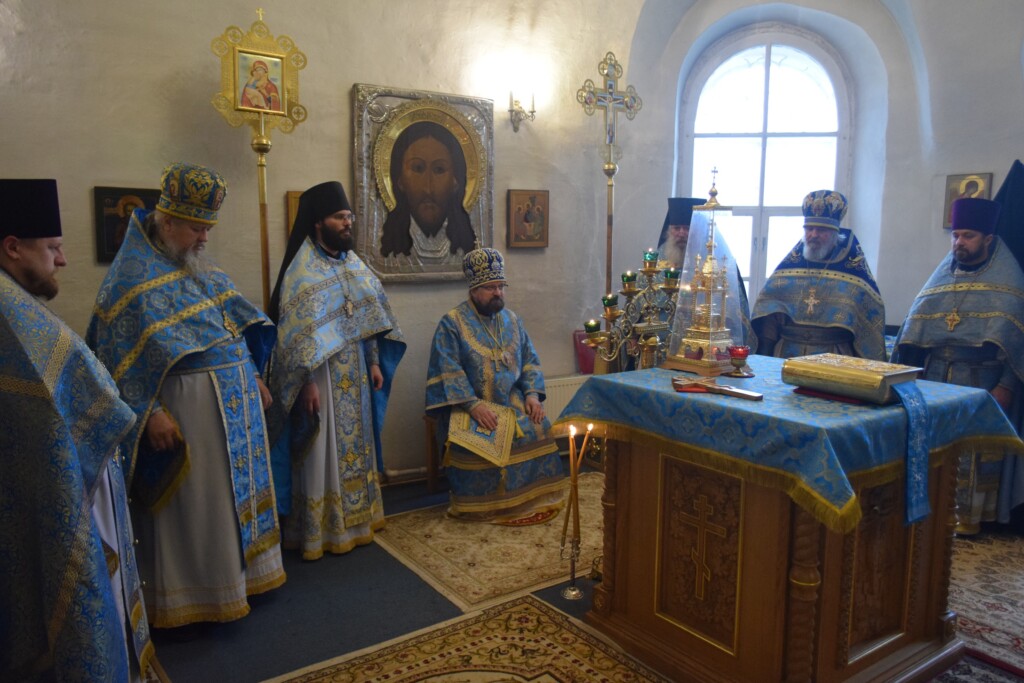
[
  {"xmin": 577, "ymin": 52, "xmax": 643, "ymax": 294},
  {"xmin": 680, "ymin": 494, "xmax": 727, "ymax": 600}
]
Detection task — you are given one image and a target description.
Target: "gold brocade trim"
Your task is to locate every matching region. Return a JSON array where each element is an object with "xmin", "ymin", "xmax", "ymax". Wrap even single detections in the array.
[
  {"xmin": 246, "ymin": 566, "xmax": 287, "ymax": 596},
  {"xmin": 137, "ymin": 642, "xmax": 156, "ymax": 681},
  {"xmin": 425, "ymin": 371, "xmax": 466, "ymax": 387},
  {"xmin": 780, "ymin": 268, "xmax": 886, "ymax": 307},
  {"xmin": 42, "ymin": 328, "xmax": 72, "ymax": 391},
  {"xmin": 449, "ymin": 477, "xmax": 569, "ymax": 514},
  {"xmin": 111, "ymin": 291, "xmax": 239, "ymax": 382},
  {"xmin": 243, "ymin": 528, "xmax": 282, "ymax": 564},
  {"xmin": 918, "ymin": 280, "xmax": 1024, "ymax": 300},
  {"xmin": 48, "ymin": 498, "xmax": 94, "ymax": 646},
  {"xmin": 294, "ymin": 518, "xmax": 387, "ymax": 561},
  {"xmin": 150, "ymin": 601, "xmax": 251, "ymax": 629},
  {"xmin": 91, "ymin": 271, "xmax": 188, "ymax": 324},
  {"xmin": 447, "ymin": 402, "xmax": 518, "ymax": 467},
  {"xmin": 0, "ymin": 374, "xmax": 49, "ymax": 398},
  {"xmin": 444, "ymin": 439, "xmax": 558, "ymax": 469},
  {"xmin": 906, "ymin": 310, "xmax": 1024, "ymax": 336}
]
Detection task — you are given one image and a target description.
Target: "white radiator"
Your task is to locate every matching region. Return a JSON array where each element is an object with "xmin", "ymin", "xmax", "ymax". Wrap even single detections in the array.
[{"xmin": 544, "ymin": 374, "xmax": 589, "ymax": 421}]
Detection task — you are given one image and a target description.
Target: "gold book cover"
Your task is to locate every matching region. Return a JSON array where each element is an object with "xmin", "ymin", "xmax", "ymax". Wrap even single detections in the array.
[{"xmin": 781, "ymin": 353, "xmax": 922, "ymax": 404}]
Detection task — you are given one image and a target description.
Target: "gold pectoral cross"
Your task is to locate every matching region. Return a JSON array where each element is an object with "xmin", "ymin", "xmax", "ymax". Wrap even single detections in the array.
[
  {"xmin": 804, "ymin": 287, "xmax": 820, "ymax": 315},
  {"xmin": 222, "ymin": 311, "xmax": 240, "ymax": 337},
  {"xmin": 945, "ymin": 308, "xmax": 961, "ymax": 331},
  {"xmin": 344, "ymin": 300, "xmax": 354, "ymax": 317}
]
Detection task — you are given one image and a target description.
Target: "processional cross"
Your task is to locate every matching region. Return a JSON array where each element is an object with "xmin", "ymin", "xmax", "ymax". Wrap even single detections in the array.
[{"xmin": 577, "ymin": 52, "xmax": 643, "ymax": 294}]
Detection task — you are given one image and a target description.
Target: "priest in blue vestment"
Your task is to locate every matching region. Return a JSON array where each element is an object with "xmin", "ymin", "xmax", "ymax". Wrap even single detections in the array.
[
  {"xmin": 893, "ymin": 196, "xmax": 1024, "ymax": 534},
  {"xmin": 267, "ymin": 180, "xmax": 405, "ymax": 559},
  {"xmin": 1, "ymin": 179, "xmax": 154, "ymax": 681},
  {"xmin": 87, "ymin": 163, "xmax": 285, "ymax": 629},
  {"xmin": 426, "ymin": 247, "xmax": 566, "ymax": 523},
  {"xmin": 752, "ymin": 190, "xmax": 886, "ymax": 359}
]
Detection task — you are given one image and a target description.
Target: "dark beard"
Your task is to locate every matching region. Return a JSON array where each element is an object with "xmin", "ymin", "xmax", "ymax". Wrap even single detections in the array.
[
  {"xmin": 321, "ymin": 229, "xmax": 353, "ymax": 254},
  {"xmin": 474, "ymin": 296, "xmax": 505, "ymax": 316}
]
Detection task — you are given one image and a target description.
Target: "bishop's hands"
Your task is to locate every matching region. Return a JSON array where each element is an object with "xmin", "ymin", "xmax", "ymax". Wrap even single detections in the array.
[
  {"xmin": 370, "ymin": 364, "xmax": 383, "ymax": 390},
  {"xmin": 525, "ymin": 394, "xmax": 545, "ymax": 424},
  {"xmin": 469, "ymin": 402, "xmax": 499, "ymax": 430}
]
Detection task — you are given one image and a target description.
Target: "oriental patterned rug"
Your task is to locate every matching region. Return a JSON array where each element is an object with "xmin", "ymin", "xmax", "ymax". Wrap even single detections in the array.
[
  {"xmin": 374, "ymin": 471, "xmax": 604, "ymax": 611},
  {"xmin": 263, "ymin": 595, "xmax": 670, "ymax": 683},
  {"xmin": 948, "ymin": 531, "xmax": 1024, "ymax": 678}
]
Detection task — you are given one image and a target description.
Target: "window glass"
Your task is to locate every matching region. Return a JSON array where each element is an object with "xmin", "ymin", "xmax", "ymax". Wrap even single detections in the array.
[
  {"xmin": 714, "ymin": 214, "xmax": 753, "ymax": 280},
  {"xmin": 767, "ymin": 45, "xmax": 837, "ymax": 133},
  {"xmin": 763, "ymin": 137, "xmax": 837, "ymax": 206},
  {"xmin": 694, "ymin": 46, "xmax": 766, "ymax": 134},
  {"xmin": 765, "ymin": 215, "xmax": 805, "ymax": 279},
  {"xmin": 692, "ymin": 137, "xmax": 763, "ymax": 206}
]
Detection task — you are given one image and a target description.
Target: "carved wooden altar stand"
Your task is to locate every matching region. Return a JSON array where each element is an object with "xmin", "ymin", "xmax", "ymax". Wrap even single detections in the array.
[{"xmin": 556, "ymin": 356, "xmax": 1023, "ymax": 683}]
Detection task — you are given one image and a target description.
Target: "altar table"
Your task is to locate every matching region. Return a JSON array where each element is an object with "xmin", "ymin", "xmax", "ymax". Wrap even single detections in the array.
[{"xmin": 557, "ymin": 355, "xmax": 1022, "ymax": 683}]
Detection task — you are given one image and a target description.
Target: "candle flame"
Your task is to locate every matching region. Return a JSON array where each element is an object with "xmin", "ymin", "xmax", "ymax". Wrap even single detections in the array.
[
  {"xmin": 587, "ymin": 423, "xmax": 594, "ymax": 431},
  {"xmin": 569, "ymin": 425, "xmax": 577, "ymax": 437}
]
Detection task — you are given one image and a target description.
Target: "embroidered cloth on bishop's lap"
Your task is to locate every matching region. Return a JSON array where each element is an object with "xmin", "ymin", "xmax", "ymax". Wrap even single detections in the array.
[
  {"xmin": 1, "ymin": 269, "xmax": 153, "ymax": 680},
  {"xmin": 426, "ymin": 300, "xmax": 565, "ymax": 515},
  {"xmin": 86, "ymin": 210, "xmax": 279, "ymax": 560},
  {"xmin": 267, "ymin": 238, "xmax": 405, "ymax": 536},
  {"xmin": 752, "ymin": 229, "xmax": 886, "ymax": 360}
]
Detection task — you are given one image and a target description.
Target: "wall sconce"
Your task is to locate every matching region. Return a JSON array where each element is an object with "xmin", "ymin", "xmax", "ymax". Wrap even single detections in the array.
[{"xmin": 509, "ymin": 91, "xmax": 536, "ymax": 133}]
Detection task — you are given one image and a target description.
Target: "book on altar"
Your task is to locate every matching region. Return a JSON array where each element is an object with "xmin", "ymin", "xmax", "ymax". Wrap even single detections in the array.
[{"xmin": 781, "ymin": 353, "xmax": 922, "ymax": 405}]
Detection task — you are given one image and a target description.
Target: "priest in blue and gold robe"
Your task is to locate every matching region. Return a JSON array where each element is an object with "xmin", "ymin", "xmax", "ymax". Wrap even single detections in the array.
[
  {"xmin": 752, "ymin": 189, "xmax": 886, "ymax": 359},
  {"xmin": 87, "ymin": 163, "xmax": 285, "ymax": 629},
  {"xmin": 1, "ymin": 179, "xmax": 154, "ymax": 681},
  {"xmin": 893, "ymin": 196, "xmax": 1024, "ymax": 533},
  {"xmin": 268, "ymin": 181, "xmax": 404, "ymax": 560},
  {"xmin": 426, "ymin": 247, "xmax": 566, "ymax": 523}
]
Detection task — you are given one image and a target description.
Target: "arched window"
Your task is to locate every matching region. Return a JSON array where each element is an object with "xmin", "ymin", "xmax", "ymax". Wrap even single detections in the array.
[{"xmin": 680, "ymin": 25, "xmax": 851, "ymax": 299}]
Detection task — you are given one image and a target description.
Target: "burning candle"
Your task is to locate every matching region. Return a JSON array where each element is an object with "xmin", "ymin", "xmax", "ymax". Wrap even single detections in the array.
[
  {"xmin": 727, "ymin": 345, "xmax": 750, "ymax": 360},
  {"xmin": 602, "ymin": 293, "xmax": 619, "ymax": 307},
  {"xmin": 643, "ymin": 248, "xmax": 659, "ymax": 263},
  {"xmin": 583, "ymin": 319, "xmax": 601, "ymax": 333},
  {"xmin": 664, "ymin": 267, "xmax": 680, "ymax": 280},
  {"xmin": 621, "ymin": 270, "xmax": 637, "ymax": 283}
]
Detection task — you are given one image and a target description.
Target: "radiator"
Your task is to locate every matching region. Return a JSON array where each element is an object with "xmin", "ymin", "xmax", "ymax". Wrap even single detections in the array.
[{"xmin": 545, "ymin": 374, "xmax": 589, "ymax": 421}]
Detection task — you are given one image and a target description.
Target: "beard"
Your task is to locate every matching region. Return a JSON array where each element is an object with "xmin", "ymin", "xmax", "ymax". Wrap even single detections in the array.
[
  {"xmin": 163, "ymin": 240, "xmax": 214, "ymax": 277},
  {"xmin": 321, "ymin": 229, "xmax": 353, "ymax": 254},
  {"xmin": 24, "ymin": 273, "xmax": 59, "ymax": 300},
  {"xmin": 804, "ymin": 239, "xmax": 836, "ymax": 262},
  {"xmin": 473, "ymin": 295, "xmax": 505, "ymax": 316}
]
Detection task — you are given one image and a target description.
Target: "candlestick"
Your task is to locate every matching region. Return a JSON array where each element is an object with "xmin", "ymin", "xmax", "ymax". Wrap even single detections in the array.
[
  {"xmin": 621, "ymin": 270, "xmax": 637, "ymax": 283},
  {"xmin": 602, "ymin": 293, "xmax": 619, "ymax": 307},
  {"xmin": 664, "ymin": 267, "xmax": 680, "ymax": 280},
  {"xmin": 583, "ymin": 319, "xmax": 601, "ymax": 333},
  {"xmin": 643, "ymin": 248, "xmax": 659, "ymax": 263}
]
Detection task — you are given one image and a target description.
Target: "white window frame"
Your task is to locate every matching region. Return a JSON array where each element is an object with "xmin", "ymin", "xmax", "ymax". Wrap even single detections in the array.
[{"xmin": 677, "ymin": 22, "xmax": 854, "ymax": 300}]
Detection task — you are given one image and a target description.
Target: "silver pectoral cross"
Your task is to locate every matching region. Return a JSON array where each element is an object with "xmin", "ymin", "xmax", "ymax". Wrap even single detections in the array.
[{"xmin": 344, "ymin": 300, "xmax": 354, "ymax": 317}]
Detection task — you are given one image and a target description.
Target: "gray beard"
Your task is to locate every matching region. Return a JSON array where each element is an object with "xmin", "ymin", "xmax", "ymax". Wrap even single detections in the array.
[
  {"xmin": 153, "ymin": 231, "xmax": 214, "ymax": 278},
  {"xmin": 804, "ymin": 241, "xmax": 835, "ymax": 262}
]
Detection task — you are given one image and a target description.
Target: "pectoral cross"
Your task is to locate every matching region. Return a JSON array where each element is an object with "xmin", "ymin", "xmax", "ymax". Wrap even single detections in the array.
[
  {"xmin": 222, "ymin": 311, "xmax": 240, "ymax": 337},
  {"xmin": 804, "ymin": 287, "xmax": 820, "ymax": 314},
  {"xmin": 680, "ymin": 495, "xmax": 727, "ymax": 600},
  {"xmin": 344, "ymin": 300, "xmax": 354, "ymax": 317},
  {"xmin": 945, "ymin": 308, "xmax": 961, "ymax": 331}
]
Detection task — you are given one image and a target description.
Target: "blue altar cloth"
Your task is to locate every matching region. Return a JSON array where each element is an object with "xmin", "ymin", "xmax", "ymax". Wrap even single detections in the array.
[{"xmin": 556, "ymin": 355, "xmax": 1023, "ymax": 532}]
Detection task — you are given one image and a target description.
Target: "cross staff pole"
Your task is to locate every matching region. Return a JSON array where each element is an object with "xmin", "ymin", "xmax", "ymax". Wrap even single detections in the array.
[{"xmin": 577, "ymin": 52, "xmax": 643, "ymax": 294}]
